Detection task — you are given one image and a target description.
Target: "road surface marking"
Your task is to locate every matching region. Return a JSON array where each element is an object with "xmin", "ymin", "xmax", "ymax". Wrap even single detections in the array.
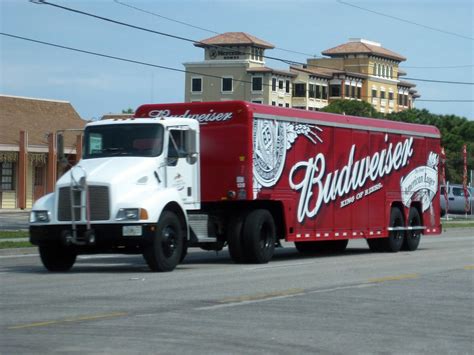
[
  {"xmin": 196, "ymin": 283, "xmax": 375, "ymax": 311},
  {"xmin": 368, "ymin": 273, "xmax": 419, "ymax": 283},
  {"xmin": 7, "ymin": 312, "xmax": 127, "ymax": 330}
]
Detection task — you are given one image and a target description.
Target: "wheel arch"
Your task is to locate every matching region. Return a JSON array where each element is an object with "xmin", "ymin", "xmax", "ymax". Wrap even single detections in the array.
[
  {"xmin": 162, "ymin": 201, "xmax": 188, "ymax": 240},
  {"xmin": 390, "ymin": 201, "xmax": 406, "ymax": 224},
  {"xmin": 409, "ymin": 202, "xmax": 424, "ymax": 228}
]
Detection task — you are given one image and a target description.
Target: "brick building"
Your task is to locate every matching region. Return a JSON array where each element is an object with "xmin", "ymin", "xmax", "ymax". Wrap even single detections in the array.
[{"xmin": 0, "ymin": 95, "xmax": 85, "ymax": 209}]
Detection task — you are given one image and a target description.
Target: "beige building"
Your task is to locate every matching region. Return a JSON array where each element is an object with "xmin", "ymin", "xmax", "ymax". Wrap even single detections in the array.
[
  {"xmin": 184, "ymin": 33, "xmax": 418, "ymax": 113},
  {"xmin": 0, "ymin": 95, "xmax": 85, "ymax": 209}
]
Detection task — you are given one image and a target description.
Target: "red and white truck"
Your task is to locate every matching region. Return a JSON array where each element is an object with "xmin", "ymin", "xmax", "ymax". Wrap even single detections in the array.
[{"xmin": 30, "ymin": 101, "xmax": 441, "ymax": 271}]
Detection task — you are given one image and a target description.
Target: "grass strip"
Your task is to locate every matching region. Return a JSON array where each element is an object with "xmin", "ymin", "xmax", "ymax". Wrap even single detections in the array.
[
  {"xmin": 442, "ymin": 222, "xmax": 474, "ymax": 229},
  {"xmin": 0, "ymin": 241, "xmax": 33, "ymax": 249},
  {"xmin": 0, "ymin": 231, "xmax": 29, "ymax": 239}
]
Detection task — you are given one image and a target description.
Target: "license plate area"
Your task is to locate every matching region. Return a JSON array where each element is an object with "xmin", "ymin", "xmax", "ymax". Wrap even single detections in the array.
[{"xmin": 122, "ymin": 225, "xmax": 142, "ymax": 236}]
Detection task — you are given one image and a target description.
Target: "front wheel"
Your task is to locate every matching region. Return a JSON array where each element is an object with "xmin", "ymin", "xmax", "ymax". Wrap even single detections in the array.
[
  {"xmin": 39, "ymin": 244, "xmax": 77, "ymax": 272},
  {"xmin": 143, "ymin": 211, "xmax": 184, "ymax": 272}
]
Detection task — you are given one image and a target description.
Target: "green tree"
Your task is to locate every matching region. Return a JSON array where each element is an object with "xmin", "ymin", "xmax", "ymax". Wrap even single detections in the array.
[
  {"xmin": 122, "ymin": 108, "xmax": 134, "ymax": 114},
  {"xmin": 321, "ymin": 99, "xmax": 380, "ymax": 118},
  {"xmin": 386, "ymin": 109, "xmax": 474, "ymax": 184}
]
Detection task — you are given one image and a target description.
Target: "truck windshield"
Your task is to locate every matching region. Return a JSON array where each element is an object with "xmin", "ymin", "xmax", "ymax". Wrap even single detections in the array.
[{"xmin": 83, "ymin": 123, "xmax": 164, "ymax": 159}]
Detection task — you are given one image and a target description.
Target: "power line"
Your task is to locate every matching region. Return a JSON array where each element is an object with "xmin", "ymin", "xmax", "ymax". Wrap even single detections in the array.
[
  {"xmin": 417, "ymin": 100, "xmax": 474, "ymax": 102},
  {"xmin": 404, "ymin": 77, "xmax": 474, "ymax": 85},
  {"xmin": 2, "ymin": 32, "xmax": 473, "ymax": 105},
  {"xmin": 112, "ymin": 0, "xmax": 321, "ymax": 58},
  {"xmin": 30, "ymin": 0, "xmax": 474, "ymax": 86},
  {"xmin": 336, "ymin": 0, "xmax": 474, "ymax": 41}
]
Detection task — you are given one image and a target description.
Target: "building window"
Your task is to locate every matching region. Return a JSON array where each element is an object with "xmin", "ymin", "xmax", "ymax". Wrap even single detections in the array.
[
  {"xmin": 34, "ymin": 166, "xmax": 44, "ymax": 186},
  {"xmin": 293, "ymin": 83, "xmax": 306, "ymax": 97},
  {"xmin": 278, "ymin": 80, "xmax": 284, "ymax": 90},
  {"xmin": 252, "ymin": 100, "xmax": 263, "ymax": 104},
  {"xmin": 398, "ymin": 93, "xmax": 403, "ymax": 105},
  {"xmin": 272, "ymin": 78, "xmax": 277, "ymax": 91},
  {"xmin": 322, "ymin": 86, "xmax": 328, "ymax": 100},
  {"xmin": 191, "ymin": 77, "xmax": 202, "ymax": 93},
  {"xmin": 330, "ymin": 85, "xmax": 341, "ymax": 97},
  {"xmin": 271, "ymin": 101, "xmax": 276, "ymax": 106},
  {"xmin": 389, "ymin": 92, "xmax": 394, "ymax": 100},
  {"xmin": 380, "ymin": 91, "xmax": 386, "ymax": 99},
  {"xmin": 316, "ymin": 85, "xmax": 321, "ymax": 99},
  {"xmin": 372, "ymin": 89, "xmax": 377, "ymax": 98},
  {"xmin": 285, "ymin": 103, "xmax": 290, "ymax": 108},
  {"xmin": 252, "ymin": 77, "xmax": 263, "ymax": 91},
  {"xmin": 351, "ymin": 85, "xmax": 356, "ymax": 98},
  {"xmin": 345, "ymin": 84, "xmax": 350, "ymax": 97},
  {"xmin": 222, "ymin": 77, "xmax": 233, "ymax": 92},
  {"xmin": 0, "ymin": 162, "xmax": 15, "ymax": 191},
  {"xmin": 357, "ymin": 87, "xmax": 361, "ymax": 99},
  {"xmin": 309, "ymin": 84, "xmax": 316, "ymax": 98},
  {"xmin": 285, "ymin": 80, "xmax": 290, "ymax": 93}
]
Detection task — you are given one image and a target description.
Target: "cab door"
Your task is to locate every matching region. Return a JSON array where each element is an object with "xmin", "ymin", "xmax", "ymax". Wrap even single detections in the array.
[{"xmin": 165, "ymin": 127, "xmax": 200, "ymax": 208}]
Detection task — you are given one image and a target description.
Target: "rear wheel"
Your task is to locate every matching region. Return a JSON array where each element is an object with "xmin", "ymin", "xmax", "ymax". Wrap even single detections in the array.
[
  {"xmin": 39, "ymin": 244, "xmax": 77, "ymax": 272},
  {"xmin": 403, "ymin": 207, "xmax": 422, "ymax": 251},
  {"xmin": 382, "ymin": 207, "xmax": 405, "ymax": 252},
  {"xmin": 227, "ymin": 212, "xmax": 247, "ymax": 263},
  {"xmin": 143, "ymin": 211, "xmax": 184, "ymax": 272},
  {"xmin": 243, "ymin": 209, "xmax": 276, "ymax": 264}
]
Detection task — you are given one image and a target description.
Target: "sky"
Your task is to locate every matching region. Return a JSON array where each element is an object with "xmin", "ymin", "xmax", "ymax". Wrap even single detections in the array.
[{"xmin": 1, "ymin": 0, "xmax": 473, "ymax": 120}]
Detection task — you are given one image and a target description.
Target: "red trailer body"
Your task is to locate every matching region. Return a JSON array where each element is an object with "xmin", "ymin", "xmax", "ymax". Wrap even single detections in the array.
[{"xmin": 135, "ymin": 101, "xmax": 441, "ymax": 245}]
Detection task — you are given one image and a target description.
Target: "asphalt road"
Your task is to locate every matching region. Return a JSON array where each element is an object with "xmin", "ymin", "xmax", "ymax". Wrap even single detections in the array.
[
  {"xmin": 1, "ymin": 229, "xmax": 473, "ymax": 354},
  {"xmin": 0, "ymin": 212, "xmax": 30, "ymax": 231}
]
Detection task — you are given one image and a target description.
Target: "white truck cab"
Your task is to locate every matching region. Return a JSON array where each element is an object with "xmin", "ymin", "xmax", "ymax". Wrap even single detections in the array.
[{"xmin": 30, "ymin": 117, "xmax": 200, "ymax": 272}]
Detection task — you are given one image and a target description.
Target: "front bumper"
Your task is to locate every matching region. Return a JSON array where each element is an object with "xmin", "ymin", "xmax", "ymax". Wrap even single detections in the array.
[{"xmin": 30, "ymin": 223, "xmax": 156, "ymax": 253}]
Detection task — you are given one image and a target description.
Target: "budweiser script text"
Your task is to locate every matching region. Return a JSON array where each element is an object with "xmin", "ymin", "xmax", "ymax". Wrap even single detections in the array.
[
  {"xmin": 148, "ymin": 109, "xmax": 233, "ymax": 122},
  {"xmin": 289, "ymin": 135, "xmax": 414, "ymax": 222}
]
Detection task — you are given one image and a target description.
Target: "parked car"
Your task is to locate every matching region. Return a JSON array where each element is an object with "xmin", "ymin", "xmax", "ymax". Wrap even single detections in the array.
[{"xmin": 439, "ymin": 184, "xmax": 473, "ymax": 215}]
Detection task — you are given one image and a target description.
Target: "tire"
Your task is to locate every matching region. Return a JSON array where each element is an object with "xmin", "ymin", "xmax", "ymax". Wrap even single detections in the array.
[
  {"xmin": 382, "ymin": 207, "xmax": 405, "ymax": 252},
  {"xmin": 143, "ymin": 211, "xmax": 184, "ymax": 272},
  {"xmin": 402, "ymin": 207, "xmax": 422, "ymax": 251},
  {"xmin": 39, "ymin": 244, "xmax": 77, "ymax": 272},
  {"xmin": 242, "ymin": 209, "xmax": 276, "ymax": 264},
  {"xmin": 227, "ymin": 213, "xmax": 247, "ymax": 263}
]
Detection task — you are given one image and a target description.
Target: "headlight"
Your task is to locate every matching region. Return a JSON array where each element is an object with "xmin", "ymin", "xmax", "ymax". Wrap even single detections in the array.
[
  {"xmin": 116, "ymin": 208, "xmax": 148, "ymax": 221},
  {"xmin": 30, "ymin": 210, "xmax": 50, "ymax": 223}
]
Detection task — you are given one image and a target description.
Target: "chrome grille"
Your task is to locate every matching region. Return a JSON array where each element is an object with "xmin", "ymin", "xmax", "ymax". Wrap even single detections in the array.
[
  {"xmin": 89, "ymin": 186, "xmax": 110, "ymax": 221},
  {"xmin": 58, "ymin": 187, "xmax": 81, "ymax": 221},
  {"xmin": 57, "ymin": 186, "xmax": 110, "ymax": 221}
]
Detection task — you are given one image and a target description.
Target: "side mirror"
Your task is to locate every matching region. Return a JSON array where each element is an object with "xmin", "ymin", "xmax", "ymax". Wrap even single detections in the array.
[
  {"xmin": 185, "ymin": 129, "xmax": 197, "ymax": 155},
  {"xmin": 185, "ymin": 130, "xmax": 198, "ymax": 165}
]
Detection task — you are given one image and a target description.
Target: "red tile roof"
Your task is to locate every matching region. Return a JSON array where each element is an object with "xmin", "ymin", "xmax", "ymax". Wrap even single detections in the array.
[
  {"xmin": 195, "ymin": 32, "xmax": 275, "ymax": 49},
  {"xmin": 322, "ymin": 40, "xmax": 406, "ymax": 62}
]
